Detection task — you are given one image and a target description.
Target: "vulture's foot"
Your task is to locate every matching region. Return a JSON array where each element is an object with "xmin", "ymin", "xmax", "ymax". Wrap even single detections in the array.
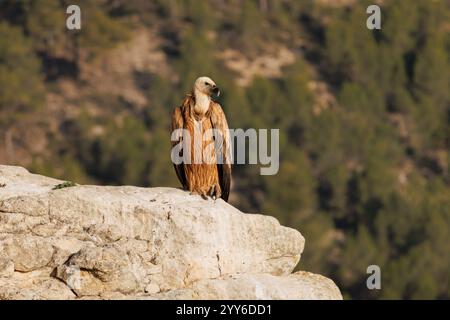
[
  {"xmin": 200, "ymin": 193, "xmax": 209, "ymax": 200},
  {"xmin": 208, "ymin": 184, "xmax": 222, "ymax": 201},
  {"xmin": 189, "ymin": 190, "xmax": 209, "ymax": 200}
]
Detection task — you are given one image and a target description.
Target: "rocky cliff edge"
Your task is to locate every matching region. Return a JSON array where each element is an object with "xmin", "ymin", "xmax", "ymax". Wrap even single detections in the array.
[{"xmin": 0, "ymin": 165, "xmax": 342, "ymax": 300}]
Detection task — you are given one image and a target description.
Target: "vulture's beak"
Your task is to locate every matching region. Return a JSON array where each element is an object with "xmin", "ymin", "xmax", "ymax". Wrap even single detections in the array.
[{"xmin": 211, "ymin": 85, "xmax": 221, "ymax": 97}]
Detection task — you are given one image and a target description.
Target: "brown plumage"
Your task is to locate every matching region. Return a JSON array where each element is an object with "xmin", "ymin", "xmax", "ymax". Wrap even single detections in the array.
[{"xmin": 171, "ymin": 77, "xmax": 231, "ymax": 201}]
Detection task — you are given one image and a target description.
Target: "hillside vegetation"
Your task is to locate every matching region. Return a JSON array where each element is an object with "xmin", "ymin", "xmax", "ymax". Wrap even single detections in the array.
[{"xmin": 0, "ymin": 0, "xmax": 449, "ymax": 299}]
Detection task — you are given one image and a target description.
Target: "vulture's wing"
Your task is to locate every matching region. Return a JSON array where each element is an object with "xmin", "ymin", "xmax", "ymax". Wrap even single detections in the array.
[
  {"xmin": 171, "ymin": 106, "xmax": 187, "ymax": 189},
  {"xmin": 210, "ymin": 102, "xmax": 232, "ymax": 202}
]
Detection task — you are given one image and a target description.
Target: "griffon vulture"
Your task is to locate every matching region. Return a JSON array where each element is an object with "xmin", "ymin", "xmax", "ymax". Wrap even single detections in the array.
[{"xmin": 171, "ymin": 77, "xmax": 231, "ymax": 201}]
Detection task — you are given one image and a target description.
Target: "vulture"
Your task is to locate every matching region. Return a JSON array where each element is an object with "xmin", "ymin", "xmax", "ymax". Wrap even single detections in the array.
[{"xmin": 171, "ymin": 76, "xmax": 232, "ymax": 201}]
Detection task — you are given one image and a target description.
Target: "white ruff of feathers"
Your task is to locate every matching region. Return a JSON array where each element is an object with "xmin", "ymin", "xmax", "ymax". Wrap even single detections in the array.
[{"xmin": 193, "ymin": 88, "xmax": 211, "ymax": 115}]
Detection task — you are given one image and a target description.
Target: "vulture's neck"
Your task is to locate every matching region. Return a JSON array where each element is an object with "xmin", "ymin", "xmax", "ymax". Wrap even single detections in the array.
[{"xmin": 193, "ymin": 89, "xmax": 210, "ymax": 116}]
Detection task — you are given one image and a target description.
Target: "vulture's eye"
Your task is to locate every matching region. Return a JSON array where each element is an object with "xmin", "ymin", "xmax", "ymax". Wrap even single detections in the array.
[{"xmin": 205, "ymin": 82, "xmax": 211, "ymax": 86}]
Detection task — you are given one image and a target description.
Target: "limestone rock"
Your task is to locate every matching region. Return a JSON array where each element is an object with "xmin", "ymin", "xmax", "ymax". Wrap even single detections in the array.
[
  {"xmin": 150, "ymin": 272, "xmax": 342, "ymax": 300},
  {"xmin": 0, "ymin": 165, "xmax": 342, "ymax": 300},
  {"xmin": 0, "ymin": 269, "xmax": 75, "ymax": 300},
  {"xmin": 0, "ymin": 254, "xmax": 14, "ymax": 278}
]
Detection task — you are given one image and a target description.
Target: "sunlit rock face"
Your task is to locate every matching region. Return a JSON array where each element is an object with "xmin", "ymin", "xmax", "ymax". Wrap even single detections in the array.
[{"xmin": 0, "ymin": 165, "xmax": 342, "ymax": 300}]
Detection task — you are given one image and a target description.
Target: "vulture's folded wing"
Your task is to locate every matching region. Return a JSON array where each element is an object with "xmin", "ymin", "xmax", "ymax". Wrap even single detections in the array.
[
  {"xmin": 210, "ymin": 102, "xmax": 232, "ymax": 201},
  {"xmin": 171, "ymin": 106, "xmax": 187, "ymax": 189}
]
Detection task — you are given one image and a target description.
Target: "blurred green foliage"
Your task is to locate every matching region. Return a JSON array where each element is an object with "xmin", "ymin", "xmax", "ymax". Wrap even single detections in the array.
[
  {"xmin": 0, "ymin": 22, "xmax": 44, "ymax": 123},
  {"xmin": 0, "ymin": 0, "xmax": 449, "ymax": 299}
]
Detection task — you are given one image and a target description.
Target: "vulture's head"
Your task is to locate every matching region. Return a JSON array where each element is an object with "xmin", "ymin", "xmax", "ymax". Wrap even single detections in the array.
[{"xmin": 194, "ymin": 76, "xmax": 220, "ymax": 97}]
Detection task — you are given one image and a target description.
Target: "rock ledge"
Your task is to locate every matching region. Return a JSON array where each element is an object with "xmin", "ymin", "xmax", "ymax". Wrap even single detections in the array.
[{"xmin": 0, "ymin": 165, "xmax": 342, "ymax": 300}]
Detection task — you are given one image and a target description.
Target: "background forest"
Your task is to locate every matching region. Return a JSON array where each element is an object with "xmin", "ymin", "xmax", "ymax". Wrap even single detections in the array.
[{"xmin": 1, "ymin": 0, "xmax": 449, "ymax": 299}]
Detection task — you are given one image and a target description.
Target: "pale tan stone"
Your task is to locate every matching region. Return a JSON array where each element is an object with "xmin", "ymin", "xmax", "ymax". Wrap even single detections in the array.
[{"xmin": 0, "ymin": 165, "xmax": 342, "ymax": 300}]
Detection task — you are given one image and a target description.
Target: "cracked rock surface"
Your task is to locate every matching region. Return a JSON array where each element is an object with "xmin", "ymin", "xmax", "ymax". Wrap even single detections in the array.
[{"xmin": 0, "ymin": 165, "xmax": 342, "ymax": 300}]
